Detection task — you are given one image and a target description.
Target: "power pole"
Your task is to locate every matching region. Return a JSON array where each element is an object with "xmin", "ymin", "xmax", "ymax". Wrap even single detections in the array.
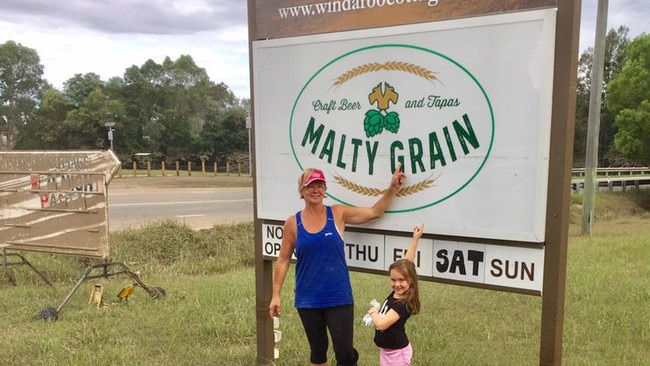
[{"xmin": 582, "ymin": 0, "xmax": 609, "ymax": 235}]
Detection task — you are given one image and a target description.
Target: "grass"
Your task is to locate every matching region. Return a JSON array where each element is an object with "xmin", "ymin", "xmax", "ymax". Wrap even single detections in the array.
[{"xmin": 1, "ymin": 191, "xmax": 649, "ymax": 365}]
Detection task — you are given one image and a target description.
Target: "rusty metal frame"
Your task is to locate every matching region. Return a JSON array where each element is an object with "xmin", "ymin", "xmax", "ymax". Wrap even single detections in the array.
[
  {"xmin": 1, "ymin": 150, "xmax": 167, "ymax": 321},
  {"xmin": 37, "ymin": 260, "xmax": 167, "ymax": 322}
]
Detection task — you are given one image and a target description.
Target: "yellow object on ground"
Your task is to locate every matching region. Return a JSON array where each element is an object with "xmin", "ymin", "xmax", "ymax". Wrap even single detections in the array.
[{"xmin": 117, "ymin": 283, "xmax": 138, "ymax": 302}]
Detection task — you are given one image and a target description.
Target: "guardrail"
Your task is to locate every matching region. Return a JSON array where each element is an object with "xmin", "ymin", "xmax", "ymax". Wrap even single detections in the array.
[
  {"xmin": 572, "ymin": 167, "xmax": 650, "ymax": 177},
  {"xmin": 571, "ymin": 176, "xmax": 650, "ymax": 193},
  {"xmin": 570, "ymin": 167, "xmax": 650, "ymax": 193}
]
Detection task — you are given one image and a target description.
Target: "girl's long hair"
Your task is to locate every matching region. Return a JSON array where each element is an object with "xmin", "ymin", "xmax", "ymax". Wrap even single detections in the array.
[{"xmin": 389, "ymin": 259, "xmax": 420, "ymax": 315}]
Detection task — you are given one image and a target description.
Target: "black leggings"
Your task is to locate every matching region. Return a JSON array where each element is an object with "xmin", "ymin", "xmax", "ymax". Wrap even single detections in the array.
[{"xmin": 297, "ymin": 305, "xmax": 359, "ymax": 366}]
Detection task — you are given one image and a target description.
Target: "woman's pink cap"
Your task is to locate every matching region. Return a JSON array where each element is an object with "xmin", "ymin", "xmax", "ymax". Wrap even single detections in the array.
[{"xmin": 302, "ymin": 169, "xmax": 326, "ymax": 187}]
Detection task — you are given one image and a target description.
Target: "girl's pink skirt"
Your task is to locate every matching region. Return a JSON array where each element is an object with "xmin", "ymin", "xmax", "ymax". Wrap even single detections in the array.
[{"xmin": 379, "ymin": 343, "xmax": 412, "ymax": 366}]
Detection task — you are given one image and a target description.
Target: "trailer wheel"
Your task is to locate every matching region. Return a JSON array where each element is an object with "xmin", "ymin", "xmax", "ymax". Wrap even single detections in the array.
[
  {"xmin": 2, "ymin": 267, "xmax": 17, "ymax": 286},
  {"xmin": 153, "ymin": 286, "xmax": 167, "ymax": 299},
  {"xmin": 38, "ymin": 307, "xmax": 59, "ymax": 322}
]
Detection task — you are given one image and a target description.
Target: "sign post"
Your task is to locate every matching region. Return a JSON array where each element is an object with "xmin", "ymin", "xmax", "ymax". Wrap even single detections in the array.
[
  {"xmin": 540, "ymin": 1, "xmax": 581, "ymax": 364},
  {"xmin": 105, "ymin": 122, "xmax": 115, "ymax": 151},
  {"xmin": 249, "ymin": 1, "xmax": 579, "ymax": 364}
]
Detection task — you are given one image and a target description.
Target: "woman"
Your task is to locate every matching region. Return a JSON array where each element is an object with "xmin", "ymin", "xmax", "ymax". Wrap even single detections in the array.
[{"xmin": 269, "ymin": 164, "xmax": 406, "ymax": 366}]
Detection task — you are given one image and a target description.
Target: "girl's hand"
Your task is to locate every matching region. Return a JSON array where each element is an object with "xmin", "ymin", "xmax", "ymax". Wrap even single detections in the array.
[{"xmin": 413, "ymin": 224, "xmax": 424, "ymax": 240}]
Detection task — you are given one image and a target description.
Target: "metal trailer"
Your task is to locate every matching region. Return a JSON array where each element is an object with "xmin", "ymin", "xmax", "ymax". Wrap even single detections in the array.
[{"xmin": 0, "ymin": 150, "xmax": 165, "ymax": 321}]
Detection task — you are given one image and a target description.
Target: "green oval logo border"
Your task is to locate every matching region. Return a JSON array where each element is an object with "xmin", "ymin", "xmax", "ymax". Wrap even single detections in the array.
[{"xmin": 289, "ymin": 44, "xmax": 495, "ymax": 213}]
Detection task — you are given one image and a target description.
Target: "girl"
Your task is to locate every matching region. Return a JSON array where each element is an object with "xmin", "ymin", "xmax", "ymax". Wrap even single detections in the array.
[{"xmin": 367, "ymin": 224, "xmax": 423, "ymax": 366}]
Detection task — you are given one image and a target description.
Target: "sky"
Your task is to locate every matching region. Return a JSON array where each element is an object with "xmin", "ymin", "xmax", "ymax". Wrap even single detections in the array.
[{"xmin": 1, "ymin": 0, "xmax": 648, "ymax": 101}]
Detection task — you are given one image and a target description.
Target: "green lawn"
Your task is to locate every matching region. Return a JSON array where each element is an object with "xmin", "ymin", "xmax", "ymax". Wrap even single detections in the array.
[{"xmin": 1, "ymin": 192, "xmax": 649, "ymax": 365}]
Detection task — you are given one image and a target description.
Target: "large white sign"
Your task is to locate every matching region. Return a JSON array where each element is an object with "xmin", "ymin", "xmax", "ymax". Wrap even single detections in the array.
[
  {"xmin": 262, "ymin": 224, "xmax": 544, "ymax": 293},
  {"xmin": 253, "ymin": 10, "xmax": 556, "ymax": 243}
]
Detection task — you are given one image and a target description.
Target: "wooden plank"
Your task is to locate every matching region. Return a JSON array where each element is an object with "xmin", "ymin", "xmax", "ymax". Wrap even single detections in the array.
[{"xmin": 255, "ymin": 0, "xmax": 557, "ymax": 39}]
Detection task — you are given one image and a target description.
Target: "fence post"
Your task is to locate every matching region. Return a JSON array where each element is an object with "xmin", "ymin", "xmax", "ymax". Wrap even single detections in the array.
[
  {"xmin": 176, "ymin": 161, "xmax": 180, "ymax": 176},
  {"xmin": 132, "ymin": 161, "xmax": 137, "ymax": 177},
  {"xmin": 188, "ymin": 162, "xmax": 192, "ymax": 176},
  {"xmin": 162, "ymin": 161, "xmax": 166, "ymax": 177}
]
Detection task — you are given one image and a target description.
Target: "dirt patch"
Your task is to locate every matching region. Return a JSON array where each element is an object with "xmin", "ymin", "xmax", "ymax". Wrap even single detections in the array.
[{"xmin": 109, "ymin": 175, "xmax": 253, "ymax": 190}]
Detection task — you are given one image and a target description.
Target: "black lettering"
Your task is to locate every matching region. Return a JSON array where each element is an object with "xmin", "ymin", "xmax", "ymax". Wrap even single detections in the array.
[
  {"xmin": 490, "ymin": 259, "xmax": 535, "ymax": 281},
  {"xmin": 449, "ymin": 250, "xmax": 466, "ymax": 275},
  {"xmin": 490, "ymin": 259, "xmax": 503, "ymax": 277},
  {"xmin": 436, "ymin": 249, "xmax": 449, "ymax": 272},
  {"xmin": 264, "ymin": 241, "xmax": 282, "ymax": 256},
  {"xmin": 467, "ymin": 250, "xmax": 485, "ymax": 276},
  {"xmin": 505, "ymin": 260, "xmax": 519, "ymax": 279},
  {"xmin": 266, "ymin": 226, "xmax": 283, "ymax": 240},
  {"xmin": 348, "ymin": 244, "xmax": 378, "ymax": 262},
  {"xmin": 521, "ymin": 262, "xmax": 534, "ymax": 281}
]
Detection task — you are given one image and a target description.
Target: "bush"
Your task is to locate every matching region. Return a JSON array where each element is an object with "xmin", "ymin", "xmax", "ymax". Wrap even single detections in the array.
[{"xmin": 110, "ymin": 220, "xmax": 254, "ymax": 274}]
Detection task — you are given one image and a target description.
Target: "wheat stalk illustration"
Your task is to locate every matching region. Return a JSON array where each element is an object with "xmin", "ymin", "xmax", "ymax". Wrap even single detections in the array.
[
  {"xmin": 333, "ymin": 174, "xmax": 436, "ymax": 197},
  {"xmin": 333, "ymin": 61, "xmax": 438, "ymax": 87}
]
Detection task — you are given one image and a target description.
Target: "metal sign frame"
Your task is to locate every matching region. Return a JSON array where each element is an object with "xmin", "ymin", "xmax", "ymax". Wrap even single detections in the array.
[
  {"xmin": 0, "ymin": 150, "xmax": 120, "ymax": 258},
  {"xmin": 249, "ymin": 1, "xmax": 579, "ymax": 364},
  {"xmin": 1, "ymin": 150, "xmax": 168, "ymax": 321}
]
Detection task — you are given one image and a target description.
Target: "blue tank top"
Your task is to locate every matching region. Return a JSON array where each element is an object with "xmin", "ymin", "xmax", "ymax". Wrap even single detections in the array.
[{"xmin": 294, "ymin": 206, "xmax": 353, "ymax": 308}]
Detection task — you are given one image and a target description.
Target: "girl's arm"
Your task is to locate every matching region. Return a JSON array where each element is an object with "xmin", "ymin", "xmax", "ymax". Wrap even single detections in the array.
[
  {"xmin": 405, "ymin": 224, "xmax": 424, "ymax": 262},
  {"xmin": 367, "ymin": 307, "xmax": 401, "ymax": 331}
]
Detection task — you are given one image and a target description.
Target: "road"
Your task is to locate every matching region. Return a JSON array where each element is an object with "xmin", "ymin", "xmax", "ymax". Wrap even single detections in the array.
[{"xmin": 108, "ymin": 186, "xmax": 253, "ymax": 231}]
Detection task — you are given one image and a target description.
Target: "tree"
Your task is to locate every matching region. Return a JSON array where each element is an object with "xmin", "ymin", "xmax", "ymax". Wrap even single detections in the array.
[
  {"xmin": 0, "ymin": 41, "xmax": 46, "ymax": 149},
  {"xmin": 116, "ymin": 55, "xmax": 237, "ymax": 159},
  {"xmin": 196, "ymin": 106, "xmax": 248, "ymax": 161},
  {"xmin": 117, "ymin": 61, "xmax": 165, "ymax": 155},
  {"xmin": 61, "ymin": 89, "xmax": 125, "ymax": 149},
  {"xmin": 14, "ymin": 88, "xmax": 73, "ymax": 149},
  {"xmin": 4, "ymin": 46, "xmax": 244, "ymax": 162},
  {"xmin": 63, "ymin": 73, "xmax": 104, "ymax": 107},
  {"xmin": 607, "ymin": 33, "xmax": 650, "ymax": 164},
  {"xmin": 159, "ymin": 55, "xmax": 235, "ymax": 143},
  {"xmin": 196, "ymin": 109, "xmax": 226, "ymax": 159},
  {"xmin": 574, "ymin": 27, "xmax": 630, "ymax": 166}
]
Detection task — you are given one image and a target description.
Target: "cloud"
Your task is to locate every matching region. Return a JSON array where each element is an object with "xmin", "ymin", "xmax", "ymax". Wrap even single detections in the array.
[
  {"xmin": 2, "ymin": 0, "xmax": 246, "ymax": 34},
  {"xmin": 1, "ymin": 0, "xmax": 250, "ymax": 98},
  {"xmin": 580, "ymin": 0, "xmax": 649, "ymax": 51},
  {"xmin": 1, "ymin": 0, "xmax": 648, "ymax": 101}
]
